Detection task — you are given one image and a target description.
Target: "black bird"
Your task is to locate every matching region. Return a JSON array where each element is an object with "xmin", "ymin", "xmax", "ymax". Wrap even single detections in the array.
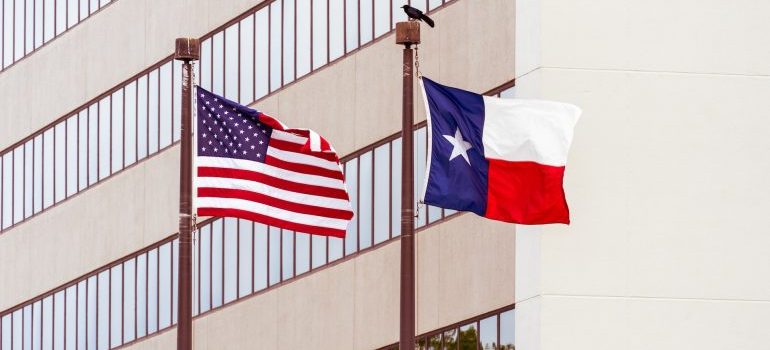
[{"xmin": 401, "ymin": 5, "xmax": 435, "ymax": 27}]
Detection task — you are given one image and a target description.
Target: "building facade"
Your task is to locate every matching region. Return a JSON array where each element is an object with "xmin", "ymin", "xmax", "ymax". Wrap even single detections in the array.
[{"xmin": 1, "ymin": 0, "xmax": 769, "ymax": 349}]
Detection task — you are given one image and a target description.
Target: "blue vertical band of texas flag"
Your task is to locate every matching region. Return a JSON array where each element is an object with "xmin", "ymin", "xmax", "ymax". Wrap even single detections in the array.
[
  {"xmin": 420, "ymin": 77, "xmax": 579, "ymax": 225},
  {"xmin": 419, "ymin": 78, "xmax": 490, "ymax": 217}
]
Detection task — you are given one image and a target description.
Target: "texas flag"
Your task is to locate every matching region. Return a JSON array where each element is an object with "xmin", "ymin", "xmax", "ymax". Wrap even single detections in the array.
[{"xmin": 420, "ymin": 77, "xmax": 580, "ymax": 225}]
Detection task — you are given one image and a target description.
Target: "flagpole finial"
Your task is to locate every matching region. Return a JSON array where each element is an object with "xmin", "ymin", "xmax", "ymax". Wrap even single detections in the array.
[
  {"xmin": 174, "ymin": 38, "xmax": 201, "ymax": 62},
  {"xmin": 396, "ymin": 21, "xmax": 421, "ymax": 46}
]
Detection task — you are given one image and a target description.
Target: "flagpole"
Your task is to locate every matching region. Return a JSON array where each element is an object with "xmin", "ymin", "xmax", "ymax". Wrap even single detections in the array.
[
  {"xmin": 396, "ymin": 21, "xmax": 420, "ymax": 350},
  {"xmin": 174, "ymin": 37, "xmax": 200, "ymax": 350}
]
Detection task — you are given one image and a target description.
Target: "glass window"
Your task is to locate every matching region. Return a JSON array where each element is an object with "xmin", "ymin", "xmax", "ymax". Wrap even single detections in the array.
[
  {"xmin": 12, "ymin": 147, "xmax": 23, "ymax": 224},
  {"xmin": 42, "ymin": 129, "xmax": 53, "ymax": 208},
  {"xmin": 159, "ymin": 63, "xmax": 172, "ymax": 149},
  {"xmin": 158, "ymin": 244, "xmax": 171, "ymax": 330},
  {"xmin": 391, "ymin": 138, "xmax": 402, "ymax": 237},
  {"xmin": 427, "ymin": 333, "xmax": 441, "ymax": 350},
  {"xmin": 311, "ymin": 0, "xmax": 327, "ymax": 70},
  {"xmin": 88, "ymin": 103, "xmax": 98, "ymax": 185},
  {"xmin": 282, "ymin": 0, "xmax": 295, "ymax": 83},
  {"xmin": 110, "ymin": 264, "xmax": 124, "ymax": 347},
  {"xmin": 223, "ymin": 218, "xmax": 238, "ymax": 304},
  {"xmin": 224, "ymin": 24, "xmax": 239, "ymax": 101},
  {"xmin": 199, "ymin": 38, "xmax": 212, "ymax": 90},
  {"xmin": 328, "ymin": 236, "xmax": 343, "ymax": 262},
  {"xmin": 172, "ymin": 239, "xmax": 179, "ymax": 324},
  {"xmin": 199, "ymin": 224, "xmax": 212, "ymax": 313},
  {"xmin": 253, "ymin": 223, "xmax": 268, "ymax": 291},
  {"xmin": 2, "ymin": 0, "xmax": 13, "ymax": 67},
  {"xmin": 77, "ymin": 280, "xmax": 87, "ymax": 349},
  {"xmin": 98, "ymin": 96, "xmax": 111, "ymax": 180},
  {"xmin": 173, "ymin": 61, "xmax": 182, "ymax": 142},
  {"xmin": 343, "ymin": 158, "xmax": 358, "ymax": 255},
  {"xmin": 22, "ymin": 305, "xmax": 32, "ymax": 350},
  {"xmin": 358, "ymin": 151, "xmax": 373, "ymax": 249},
  {"xmin": 54, "ymin": 122, "xmax": 66, "ymax": 202},
  {"xmin": 295, "ymin": 0, "xmax": 311, "ymax": 78},
  {"xmin": 458, "ymin": 323, "xmax": 478, "ymax": 350},
  {"xmin": 269, "ymin": 1, "xmax": 282, "ymax": 91},
  {"xmin": 443, "ymin": 328, "xmax": 458, "ymax": 350},
  {"xmin": 124, "ymin": 82, "xmax": 137, "ymax": 166},
  {"xmin": 33, "ymin": 135, "xmax": 42, "ymax": 214},
  {"xmin": 97, "ymin": 270, "xmax": 109, "ymax": 349},
  {"xmin": 479, "ymin": 315, "xmax": 497, "ymax": 350},
  {"xmin": 344, "ymin": 0, "xmax": 358, "ymax": 52},
  {"xmin": 66, "ymin": 116, "xmax": 78, "ymax": 197},
  {"xmin": 136, "ymin": 76, "xmax": 148, "ymax": 161},
  {"xmin": 268, "ymin": 226, "xmax": 281, "ymax": 285},
  {"xmin": 238, "ymin": 219, "xmax": 254, "ymax": 298},
  {"xmin": 41, "ymin": 296, "xmax": 52, "ymax": 350},
  {"xmin": 211, "ymin": 219, "xmax": 224, "ymax": 308},
  {"xmin": 78, "ymin": 109, "xmax": 88, "ymax": 191},
  {"xmin": 111, "ymin": 89, "xmax": 124, "ymax": 173},
  {"xmin": 281, "ymin": 229, "xmax": 294, "ymax": 281},
  {"xmin": 65, "ymin": 286, "xmax": 77, "ymax": 350},
  {"xmin": 33, "ymin": 0, "xmax": 43, "ymax": 49},
  {"xmin": 135, "ymin": 254, "xmax": 148, "ymax": 338},
  {"xmin": 374, "ymin": 0, "xmax": 390, "ymax": 37},
  {"xmin": 311, "ymin": 234, "xmax": 327, "ymax": 269},
  {"xmin": 122, "ymin": 259, "xmax": 138, "ymax": 342},
  {"xmin": 254, "ymin": 9, "xmax": 269, "ymax": 99},
  {"xmin": 295, "ymin": 232, "xmax": 310, "ymax": 275},
  {"xmin": 499, "ymin": 309, "xmax": 514, "ymax": 349},
  {"xmin": 328, "ymin": 0, "xmax": 344, "ymax": 61},
  {"xmin": 55, "ymin": 0, "xmax": 66, "ymax": 35},
  {"xmin": 373, "ymin": 143, "xmax": 390, "ymax": 243},
  {"xmin": 146, "ymin": 249, "xmax": 158, "ymax": 334},
  {"xmin": 358, "ymin": 0, "xmax": 372, "ymax": 45},
  {"xmin": 240, "ymin": 15, "xmax": 256, "ymax": 103},
  {"xmin": 11, "ymin": 309, "xmax": 21, "ymax": 350},
  {"xmin": 429, "ymin": 0, "xmax": 443, "ymax": 11},
  {"xmin": 211, "ymin": 32, "xmax": 224, "ymax": 96},
  {"xmin": 67, "ymin": 0, "xmax": 78, "ymax": 28},
  {"xmin": 24, "ymin": 0, "xmax": 33, "ymax": 55},
  {"xmin": 86, "ymin": 276, "xmax": 96, "ymax": 349},
  {"xmin": 13, "ymin": 0, "xmax": 22, "ymax": 63},
  {"xmin": 147, "ymin": 69, "xmax": 159, "ymax": 154},
  {"xmin": 43, "ymin": 0, "xmax": 53, "ymax": 42},
  {"xmin": 32, "ymin": 301, "xmax": 42, "ymax": 350}
]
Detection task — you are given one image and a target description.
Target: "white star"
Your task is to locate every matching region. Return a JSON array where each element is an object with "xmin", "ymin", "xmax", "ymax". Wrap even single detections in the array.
[
  {"xmin": 442, "ymin": 128, "xmax": 473, "ymax": 165},
  {"xmin": 242, "ymin": 150, "xmax": 247, "ymax": 155},
  {"xmin": 259, "ymin": 140, "xmax": 264, "ymax": 145},
  {"xmin": 213, "ymin": 147, "xmax": 218, "ymax": 152},
  {"xmin": 256, "ymin": 153, "xmax": 261, "ymax": 158},
  {"xmin": 250, "ymin": 145, "xmax": 255, "ymax": 149}
]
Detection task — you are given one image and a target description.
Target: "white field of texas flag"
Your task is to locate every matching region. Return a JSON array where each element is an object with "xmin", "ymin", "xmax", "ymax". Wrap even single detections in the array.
[{"xmin": 420, "ymin": 77, "xmax": 580, "ymax": 225}]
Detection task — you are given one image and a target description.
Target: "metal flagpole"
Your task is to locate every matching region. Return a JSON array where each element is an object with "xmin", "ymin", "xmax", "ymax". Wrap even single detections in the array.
[
  {"xmin": 174, "ymin": 37, "xmax": 200, "ymax": 350},
  {"xmin": 395, "ymin": 21, "xmax": 420, "ymax": 350}
]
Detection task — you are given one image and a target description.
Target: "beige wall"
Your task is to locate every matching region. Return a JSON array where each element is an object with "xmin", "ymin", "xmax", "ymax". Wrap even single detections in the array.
[
  {"xmin": 122, "ymin": 214, "xmax": 515, "ymax": 350},
  {"xmin": 0, "ymin": 0, "xmax": 264, "ymax": 151},
  {"xmin": 515, "ymin": 0, "xmax": 770, "ymax": 349},
  {"xmin": 0, "ymin": 0, "xmax": 516, "ymax": 315}
]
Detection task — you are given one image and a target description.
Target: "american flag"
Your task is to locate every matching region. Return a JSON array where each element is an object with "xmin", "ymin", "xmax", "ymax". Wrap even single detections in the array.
[{"xmin": 195, "ymin": 87, "xmax": 353, "ymax": 238}]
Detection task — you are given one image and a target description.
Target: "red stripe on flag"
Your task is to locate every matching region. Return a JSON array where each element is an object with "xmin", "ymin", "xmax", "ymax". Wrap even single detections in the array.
[
  {"xmin": 198, "ymin": 166, "xmax": 349, "ymax": 200},
  {"xmin": 198, "ymin": 207, "xmax": 348, "ymax": 238},
  {"xmin": 264, "ymin": 155, "xmax": 344, "ymax": 180},
  {"xmin": 198, "ymin": 187, "xmax": 354, "ymax": 220},
  {"xmin": 485, "ymin": 159, "xmax": 570, "ymax": 225},
  {"xmin": 269, "ymin": 139, "xmax": 340, "ymax": 162}
]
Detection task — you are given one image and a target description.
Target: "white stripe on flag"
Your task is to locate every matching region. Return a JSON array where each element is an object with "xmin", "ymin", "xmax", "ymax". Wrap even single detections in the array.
[
  {"xmin": 197, "ymin": 176, "xmax": 352, "ymax": 211},
  {"xmin": 197, "ymin": 156, "xmax": 345, "ymax": 190},
  {"xmin": 197, "ymin": 197, "xmax": 350, "ymax": 230},
  {"xmin": 271, "ymin": 129, "xmax": 307, "ymax": 145},
  {"xmin": 266, "ymin": 147, "xmax": 340, "ymax": 171}
]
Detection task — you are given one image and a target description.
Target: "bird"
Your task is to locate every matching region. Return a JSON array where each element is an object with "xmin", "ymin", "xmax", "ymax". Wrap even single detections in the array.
[{"xmin": 401, "ymin": 5, "xmax": 435, "ymax": 27}]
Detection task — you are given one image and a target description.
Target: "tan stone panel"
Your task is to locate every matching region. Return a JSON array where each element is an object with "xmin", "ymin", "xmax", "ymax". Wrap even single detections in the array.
[
  {"xmin": 194, "ymin": 290, "xmax": 279, "ymax": 349},
  {"xmin": 122, "ymin": 328, "xmax": 177, "ymax": 350},
  {"xmin": 352, "ymin": 242, "xmax": 400, "ymax": 350}
]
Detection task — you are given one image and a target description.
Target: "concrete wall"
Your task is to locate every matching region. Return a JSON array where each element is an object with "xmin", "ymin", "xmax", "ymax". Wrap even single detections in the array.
[
  {"xmin": 0, "ymin": 0, "xmax": 516, "ymax": 314},
  {"xmin": 0, "ymin": 0, "xmax": 264, "ymax": 151},
  {"xmin": 515, "ymin": 0, "xmax": 770, "ymax": 349},
  {"xmin": 122, "ymin": 213, "xmax": 515, "ymax": 350}
]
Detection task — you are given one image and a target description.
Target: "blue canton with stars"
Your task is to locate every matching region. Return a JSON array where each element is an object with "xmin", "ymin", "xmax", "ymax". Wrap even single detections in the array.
[{"xmin": 197, "ymin": 87, "xmax": 272, "ymax": 162}]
